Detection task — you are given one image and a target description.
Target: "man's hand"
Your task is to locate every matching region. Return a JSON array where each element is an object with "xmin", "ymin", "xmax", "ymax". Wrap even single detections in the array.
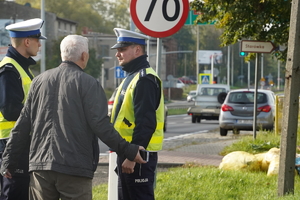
[
  {"xmin": 121, "ymin": 146, "xmax": 146, "ymax": 174},
  {"xmin": 2, "ymin": 169, "xmax": 12, "ymax": 179},
  {"xmin": 134, "ymin": 146, "xmax": 147, "ymax": 164}
]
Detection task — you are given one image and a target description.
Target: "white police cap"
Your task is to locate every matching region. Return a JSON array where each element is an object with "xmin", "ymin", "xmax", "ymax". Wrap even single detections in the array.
[
  {"xmin": 5, "ymin": 18, "xmax": 47, "ymax": 40},
  {"xmin": 111, "ymin": 28, "xmax": 149, "ymax": 49}
]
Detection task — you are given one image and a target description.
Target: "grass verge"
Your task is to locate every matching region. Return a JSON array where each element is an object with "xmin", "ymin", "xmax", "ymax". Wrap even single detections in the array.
[
  {"xmin": 167, "ymin": 108, "xmax": 188, "ymax": 115},
  {"xmin": 93, "ymin": 165, "xmax": 300, "ymax": 200}
]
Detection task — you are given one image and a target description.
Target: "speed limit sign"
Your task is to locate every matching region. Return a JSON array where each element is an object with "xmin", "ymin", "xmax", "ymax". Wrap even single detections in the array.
[{"xmin": 130, "ymin": 0, "xmax": 189, "ymax": 38}]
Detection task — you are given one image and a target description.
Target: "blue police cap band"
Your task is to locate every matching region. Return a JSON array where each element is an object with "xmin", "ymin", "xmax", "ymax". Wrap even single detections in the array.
[
  {"xmin": 117, "ymin": 37, "xmax": 146, "ymax": 45},
  {"xmin": 9, "ymin": 29, "xmax": 40, "ymax": 38}
]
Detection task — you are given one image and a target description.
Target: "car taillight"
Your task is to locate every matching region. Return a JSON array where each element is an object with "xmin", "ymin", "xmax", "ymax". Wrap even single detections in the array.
[
  {"xmin": 108, "ymin": 100, "xmax": 114, "ymax": 105},
  {"xmin": 221, "ymin": 104, "xmax": 234, "ymax": 111},
  {"xmin": 257, "ymin": 105, "xmax": 271, "ymax": 112}
]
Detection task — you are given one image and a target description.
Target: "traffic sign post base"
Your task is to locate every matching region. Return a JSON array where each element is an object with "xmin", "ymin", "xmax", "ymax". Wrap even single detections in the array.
[{"xmin": 108, "ymin": 151, "xmax": 118, "ymax": 200}]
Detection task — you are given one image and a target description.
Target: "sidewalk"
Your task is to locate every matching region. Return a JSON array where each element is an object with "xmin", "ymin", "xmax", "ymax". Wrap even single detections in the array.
[{"xmin": 98, "ymin": 131, "xmax": 240, "ymax": 168}]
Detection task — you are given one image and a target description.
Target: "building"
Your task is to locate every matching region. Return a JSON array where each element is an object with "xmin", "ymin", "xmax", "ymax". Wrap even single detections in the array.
[{"xmin": 0, "ymin": 1, "xmax": 77, "ymax": 63}]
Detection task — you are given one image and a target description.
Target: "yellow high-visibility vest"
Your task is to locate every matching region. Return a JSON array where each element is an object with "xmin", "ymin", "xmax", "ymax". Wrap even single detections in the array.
[
  {"xmin": 0, "ymin": 57, "xmax": 33, "ymax": 139},
  {"xmin": 111, "ymin": 68, "xmax": 164, "ymax": 151}
]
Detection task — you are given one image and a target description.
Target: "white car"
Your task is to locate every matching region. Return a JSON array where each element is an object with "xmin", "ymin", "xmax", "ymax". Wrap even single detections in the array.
[
  {"xmin": 176, "ymin": 80, "xmax": 185, "ymax": 88},
  {"xmin": 187, "ymin": 90, "xmax": 197, "ymax": 102}
]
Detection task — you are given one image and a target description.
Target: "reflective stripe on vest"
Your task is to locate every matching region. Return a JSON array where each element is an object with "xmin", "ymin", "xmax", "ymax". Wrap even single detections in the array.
[
  {"xmin": 111, "ymin": 68, "xmax": 164, "ymax": 151},
  {"xmin": 0, "ymin": 57, "xmax": 33, "ymax": 139}
]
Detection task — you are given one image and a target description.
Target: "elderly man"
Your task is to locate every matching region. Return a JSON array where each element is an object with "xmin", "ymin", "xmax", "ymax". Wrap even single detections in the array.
[
  {"xmin": 0, "ymin": 18, "xmax": 46, "ymax": 200},
  {"xmin": 0, "ymin": 35, "xmax": 145, "ymax": 200}
]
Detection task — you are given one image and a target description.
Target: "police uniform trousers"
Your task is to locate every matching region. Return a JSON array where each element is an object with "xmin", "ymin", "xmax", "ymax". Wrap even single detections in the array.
[
  {"xmin": 117, "ymin": 152, "xmax": 157, "ymax": 200},
  {"xmin": 0, "ymin": 152, "xmax": 30, "ymax": 200}
]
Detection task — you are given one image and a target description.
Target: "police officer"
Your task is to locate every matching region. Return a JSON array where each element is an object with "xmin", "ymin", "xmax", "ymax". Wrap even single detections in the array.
[
  {"xmin": 0, "ymin": 18, "xmax": 46, "ymax": 200},
  {"xmin": 110, "ymin": 28, "xmax": 164, "ymax": 200}
]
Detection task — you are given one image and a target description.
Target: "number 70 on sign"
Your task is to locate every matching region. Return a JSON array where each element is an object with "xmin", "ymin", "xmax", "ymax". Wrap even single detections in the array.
[{"xmin": 130, "ymin": 0, "xmax": 189, "ymax": 38}]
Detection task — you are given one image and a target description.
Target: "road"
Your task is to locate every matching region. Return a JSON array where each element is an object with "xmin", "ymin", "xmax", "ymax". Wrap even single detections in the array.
[
  {"xmin": 99, "ymin": 114, "xmax": 220, "ymax": 154},
  {"xmin": 94, "ymin": 114, "xmax": 220, "ymax": 186}
]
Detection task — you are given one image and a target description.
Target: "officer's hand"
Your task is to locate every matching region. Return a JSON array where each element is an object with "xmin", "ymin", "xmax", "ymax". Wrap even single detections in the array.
[
  {"xmin": 133, "ymin": 146, "xmax": 147, "ymax": 164},
  {"xmin": 2, "ymin": 169, "xmax": 12, "ymax": 179},
  {"xmin": 121, "ymin": 159, "xmax": 136, "ymax": 174}
]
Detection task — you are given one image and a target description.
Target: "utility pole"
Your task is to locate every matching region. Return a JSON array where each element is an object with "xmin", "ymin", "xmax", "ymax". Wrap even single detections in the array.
[
  {"xmin": 278, "ymin": 0, "xmax": 300, "ymax": 196},
  {"xmin": 40, "ymin": 0, "xmax": 46, "ymax": 73}
]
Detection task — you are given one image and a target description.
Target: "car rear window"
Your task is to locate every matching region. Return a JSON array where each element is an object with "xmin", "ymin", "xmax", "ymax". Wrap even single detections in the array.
[
  {"xmin": 228, "ymin": 92, "xmax": 267, "ymax": 103},
  {"xmin": 199, "ymin": 88, "xmax": 226, "ymax": 96}
]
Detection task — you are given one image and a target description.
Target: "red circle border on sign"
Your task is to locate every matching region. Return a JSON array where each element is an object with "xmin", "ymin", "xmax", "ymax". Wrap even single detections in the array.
[{"xmin": 130, "ymin": 0, "xmax": 190, "ymax": 38}]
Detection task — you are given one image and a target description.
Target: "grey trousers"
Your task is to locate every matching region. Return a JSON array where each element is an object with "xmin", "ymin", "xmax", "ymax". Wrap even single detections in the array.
[{"xmin": 29, "ymin": 171, "xmax": 92, "ymax": 200}]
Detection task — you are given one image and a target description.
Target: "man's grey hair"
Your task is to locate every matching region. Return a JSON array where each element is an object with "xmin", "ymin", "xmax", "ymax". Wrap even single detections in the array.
[{"xmin": 60, "ymin": 35, "xmax": 89, "ymax": 62}]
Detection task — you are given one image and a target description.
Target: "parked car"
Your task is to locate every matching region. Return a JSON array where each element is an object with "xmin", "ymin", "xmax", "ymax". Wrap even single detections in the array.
[
  {"xmin": 107, "ymin": 88, "xmax": 118, "ymax": 117},
  {"xmin": 176, "ymin": 79, "xmax": 185, "ymax": 88},
  {"xmin": 179, "ymin": 76, "xmax": 195, "ymax": 84},
  {"xmin": 219, "ymin": 89, "xmax": 276, "ymax": 136},
  {"xmin": 107, "ymin": 88, "xmax": 168, "ymax": 131},
  {"xmin": 187, "ymin": 90, "xmax": 197, "ymax": 102}
]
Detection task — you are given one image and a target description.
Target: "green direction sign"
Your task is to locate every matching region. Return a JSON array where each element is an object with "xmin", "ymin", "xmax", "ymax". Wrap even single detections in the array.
[{"xmin": 185, "ymin": 10, "xmax": 216, "ymax": 25}]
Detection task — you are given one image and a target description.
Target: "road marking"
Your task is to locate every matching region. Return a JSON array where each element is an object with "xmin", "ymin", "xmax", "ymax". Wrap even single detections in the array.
[{"xmin": 164, "ymin": 130, "xmax": 208, "ymax": 141}]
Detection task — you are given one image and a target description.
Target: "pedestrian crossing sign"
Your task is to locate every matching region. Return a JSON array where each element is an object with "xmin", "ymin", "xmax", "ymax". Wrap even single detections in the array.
[{"xmin": 199, "ymin": 73, "xmax": 211, "ymax": 84}]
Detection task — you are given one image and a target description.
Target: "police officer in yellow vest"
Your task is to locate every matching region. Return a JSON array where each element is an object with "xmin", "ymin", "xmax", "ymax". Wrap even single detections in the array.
[
  {"xmin": 0, "ymin": 18, "xmax": 46, "ymax": 200},
  {"xmin": 111, "ymin": 28, "xmax": 164, "ymax": 200}
]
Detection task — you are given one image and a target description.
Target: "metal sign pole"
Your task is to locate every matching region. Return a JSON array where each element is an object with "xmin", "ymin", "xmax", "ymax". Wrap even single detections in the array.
[
  {"xmin": 40, "ymin": 0, "xmax": 46, "ymax": 73},
  {"xmin": 253, "ymin": 53, "xmax": 259, "ymax": 139},
  {"xmin": 156, "ymin": 38, "xmax": 162, "ymax": 76},
  {"xmin": 227, "ymin": 45, "xmax": 230, "ymax": 86}
]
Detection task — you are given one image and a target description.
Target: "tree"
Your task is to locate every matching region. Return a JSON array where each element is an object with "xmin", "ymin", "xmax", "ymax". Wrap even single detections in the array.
[
  {"xmin": 85, "ymin": 48, "xmax": 102, "ymax": 79},
  {"xmin": 93, "ymin": 0, "xmax": 131, "ymax": 30},
  {"xmin": 190, "ymin": 0, "xmax": 291, "ymax": 61},
  {"xmin": 15, "ymin": 0, "xmax": 112, "ymax": 34}
]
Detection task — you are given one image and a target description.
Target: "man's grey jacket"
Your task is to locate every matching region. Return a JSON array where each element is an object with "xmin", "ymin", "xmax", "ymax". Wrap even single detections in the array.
[{"xmin": 0, "ymin": 61, "xmax": 138, "ymax": 179}]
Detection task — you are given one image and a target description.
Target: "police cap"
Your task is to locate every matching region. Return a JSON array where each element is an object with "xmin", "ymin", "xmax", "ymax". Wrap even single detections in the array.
[
  {"xmin": 111, "ymin": 28, "xmax": 149, "ymax": 49},
  {"xmin": 5, "ymin": 18, "xmax": 47, "ymax": 40}
]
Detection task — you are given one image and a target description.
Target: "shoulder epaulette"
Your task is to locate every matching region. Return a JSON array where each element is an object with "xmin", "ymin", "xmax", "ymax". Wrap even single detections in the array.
[
  {"xmin": 0, "ymin": 64, "xmax": 14, "ymax": 74},
  {"xmin": 139, "ymin": 68, "xmax": 147, "ymax": 78}
]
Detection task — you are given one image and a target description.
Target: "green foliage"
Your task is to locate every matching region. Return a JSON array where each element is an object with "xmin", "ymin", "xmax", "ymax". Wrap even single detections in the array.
[
  {"xmin": 93, "ymin": 0, "xmax": 131, "ymax": 30},
  {"xmin": 190, "ymin": 0, "xmax": 291, "ymax": 62},
  {"xmin": 45, "ymin": 37, "xmax": 63, "ymax": 70},
  {"xmin": 172, "ymin": 26, "xmax": 196, "ymax": 76},
  {"xmin": 85, "ymin": 48, "xmax": 102, "ymax": 79},
  {"xmin": 15, "ymin": 0, "xmax": 114, "ymax": 34},
  {"xmin": 220, "ymin": 132, "xmax": 281, "ymax": 155}
]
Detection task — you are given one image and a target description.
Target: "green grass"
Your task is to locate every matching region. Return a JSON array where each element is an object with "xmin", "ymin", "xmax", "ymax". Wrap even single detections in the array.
[
  {"xmin": 220, "ymin": 131, "xmax": 281, "ymax": 156},
  {"xmin": 93, "ymin": 165, "xmax": 300, "ymax": 200},
  {"xmin": 167, "ymin": 108, "xmax": 188, "ymax": 115},
  {"xmin": 155, "ymin": 166, "xmax": 294, "ymax": 200}
]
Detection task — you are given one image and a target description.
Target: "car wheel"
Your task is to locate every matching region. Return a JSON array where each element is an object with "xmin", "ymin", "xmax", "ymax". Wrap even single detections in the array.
[
  {"xmin": 220, "ymin": 128, "xmax": 228, "ymax": 136},
  {"xmin": 233, "ymin": 129, "xmax": 240, "ymax": 135},
  {"xmin": 197, "ymin": 117, "xmax": 201, "ymax": 123},
  {"xmin": 192, "ymin": 115, "xmax": 196, "ymax": 123}
]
